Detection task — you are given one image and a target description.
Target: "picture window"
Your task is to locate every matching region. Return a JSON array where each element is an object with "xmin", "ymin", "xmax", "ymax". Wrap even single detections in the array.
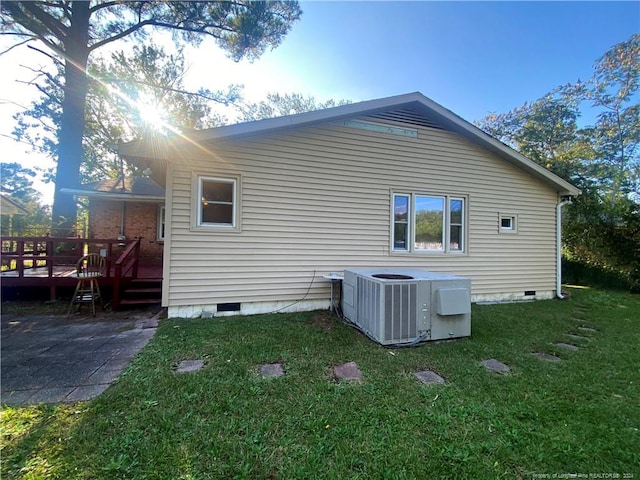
[{"xmin": 393, "ymin": 193, "xmax": 466, "ymax": 253}]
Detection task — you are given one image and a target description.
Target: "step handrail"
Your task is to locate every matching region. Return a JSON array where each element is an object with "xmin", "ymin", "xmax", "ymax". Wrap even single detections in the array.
[{"xmin": 112, "ymin": 238, "xmax": 141, "ymax": 310}]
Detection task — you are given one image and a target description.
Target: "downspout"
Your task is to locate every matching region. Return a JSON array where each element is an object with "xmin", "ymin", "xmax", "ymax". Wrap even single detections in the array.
[
  {"xmin": 556, "ymin": 196, "xmax": 573, "ymax": 299},
  {"xmin": 118, "ymin": 201, "xmax": 127, "ymax": 246}
]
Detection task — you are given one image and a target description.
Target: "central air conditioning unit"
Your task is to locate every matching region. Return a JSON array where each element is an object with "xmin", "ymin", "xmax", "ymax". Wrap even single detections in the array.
[{"xmin": 342, "ymin": 268, "xmax": 471, "ymax": 346}]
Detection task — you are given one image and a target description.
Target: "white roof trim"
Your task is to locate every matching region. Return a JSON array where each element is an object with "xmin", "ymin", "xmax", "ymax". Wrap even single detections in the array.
[
  {"xmin": 120, "ymin": 92, "xmax": 580, "ymax": 196},
  {"xmin": 60, "ymin": 188, "xmax": 165, "ymax": 202}
]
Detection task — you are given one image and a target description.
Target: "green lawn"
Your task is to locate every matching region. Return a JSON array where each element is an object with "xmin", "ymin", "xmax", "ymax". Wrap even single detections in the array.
[{"xmin": 2, "ymin": 287, "xmax": 639, "ymax": 479}]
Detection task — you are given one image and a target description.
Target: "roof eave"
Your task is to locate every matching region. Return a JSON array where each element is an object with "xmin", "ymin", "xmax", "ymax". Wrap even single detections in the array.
[
  {"xmin": 118, "ymin": 91, "xmax": 581, "ymax": 196},
  {"xmin": 60, "ymin": 188, "xmax": 165, "ymax": 202}
]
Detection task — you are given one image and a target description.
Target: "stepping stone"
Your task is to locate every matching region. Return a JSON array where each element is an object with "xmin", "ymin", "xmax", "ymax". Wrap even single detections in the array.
[
  {"xmin": 174, "ymin": 359, "xmax": 205, "ymax": 373},
  {"xmin": 578, "ymin": 326, "xmax": 597, "ymax": 333},
  {"xmin": 260, "ymin": 363, "xmax": 285, "ymax": 378},
  {"xmin": 532, "ymin": 352, "xmax": 562, "ymax": 362},
  {"xmin": 554, "ymin": 342, "xmax": 579, "ymax": 351},
  {"xmin": 414, "ymin": 370, "xmax": 445, "ymax": 385},
  {"xmin": 481, "ymin": 358, "xmax": 511, "ymax": 374},
  {"xmin": 566, "ymin": 334, "xmax": 590, "ymax": 342},
  {"xmin": 333, "ymin": 361, "xmax": 363, "ymax": 381}
]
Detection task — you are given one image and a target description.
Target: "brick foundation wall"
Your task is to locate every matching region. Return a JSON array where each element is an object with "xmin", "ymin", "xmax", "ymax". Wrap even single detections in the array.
[{"xmin": 88, "ymin": 199, "xmax": 164, "ymax": 265}]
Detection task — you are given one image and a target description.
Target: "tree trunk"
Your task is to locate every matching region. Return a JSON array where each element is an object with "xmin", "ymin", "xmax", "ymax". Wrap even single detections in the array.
[{"xmin": 50, "ymin": 1, "xmax": 90, "ymax": 236}]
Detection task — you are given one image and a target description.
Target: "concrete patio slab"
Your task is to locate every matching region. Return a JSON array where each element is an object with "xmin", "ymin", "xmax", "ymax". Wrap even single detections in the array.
[{"xmin": 1, "ymin": 308, "xmax": 161, "ymax": 405}]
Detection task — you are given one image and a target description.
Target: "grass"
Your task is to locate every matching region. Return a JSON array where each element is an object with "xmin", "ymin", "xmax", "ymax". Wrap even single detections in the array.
[
  {"xmin": 2, "ymin": 287, "xmax": 639, "ymax": 479},
  {"xmin": 1, "ymin": 300, "xmax": 69, "ymax": 316}
]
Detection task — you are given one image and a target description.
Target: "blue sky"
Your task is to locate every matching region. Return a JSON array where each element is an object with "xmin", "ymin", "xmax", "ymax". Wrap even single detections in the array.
[
  {"xmin": 1, "ymin": 1, "xmax": 638, "ymax": 204},
  {"xmin": 245, "ymin": 1, "xmax": 639, "ymax": 121}
]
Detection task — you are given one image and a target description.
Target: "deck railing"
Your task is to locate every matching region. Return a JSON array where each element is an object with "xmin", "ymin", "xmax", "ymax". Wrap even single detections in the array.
[
  {"xmin": 112, "ymin": 238, "xmax": 141, "ymax": 310},
  {"xmin": 0, "ymin": 236, "xmax": 143, "ymax": 302}
]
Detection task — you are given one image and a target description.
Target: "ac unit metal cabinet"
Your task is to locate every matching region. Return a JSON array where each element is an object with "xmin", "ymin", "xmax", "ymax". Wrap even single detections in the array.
[{"xmin": 342, "ymin": 268, "xmax": 471, "ymax": 345}]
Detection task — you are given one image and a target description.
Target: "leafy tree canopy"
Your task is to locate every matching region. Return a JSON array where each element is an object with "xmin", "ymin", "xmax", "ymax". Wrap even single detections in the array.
[
  {"xmin": 237, "ymin": 92, "xmax": 351, "ymax": 122},
  {"xmin": 0, "ymin": 162, "xmax": 51, "ymax": 235},
  {"xmin": 477, "ymin": 34, "xmax": 639, "ymax": 291},
  {"xmin": 1, "ymin": 1, "xmax": 302, "ymax": 233}
]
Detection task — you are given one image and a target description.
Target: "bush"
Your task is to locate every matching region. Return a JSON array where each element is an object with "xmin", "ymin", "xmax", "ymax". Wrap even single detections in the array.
[{"xmin": 562, "ymin": 257, "xmax": 631, "ymax": 291}]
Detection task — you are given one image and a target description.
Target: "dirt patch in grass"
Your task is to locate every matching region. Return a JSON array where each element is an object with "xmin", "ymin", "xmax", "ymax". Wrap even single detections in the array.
[{"xmin": 311, "ymin": 312, "xmax": 334, "ymax": 331}]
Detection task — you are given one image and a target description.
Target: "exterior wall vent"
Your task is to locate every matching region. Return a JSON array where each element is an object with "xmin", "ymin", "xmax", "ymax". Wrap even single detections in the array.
[
  {"xmin": 217, "ymin": 302, "xmax": 241, "ymax": 312},
  {"xmin": 343, "ymin": 268, "xmax": 471, "ymax": 346}
]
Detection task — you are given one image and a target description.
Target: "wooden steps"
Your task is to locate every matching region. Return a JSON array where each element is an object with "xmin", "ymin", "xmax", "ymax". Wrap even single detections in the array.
[{"xmin": 118, "ymin": 278, "xmax": 162, "ymax": 308}]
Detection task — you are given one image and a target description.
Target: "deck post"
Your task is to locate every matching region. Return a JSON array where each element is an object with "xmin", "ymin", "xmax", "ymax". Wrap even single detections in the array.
[
  {"xmin": 16, "ymin": 240, "xmax": 24, "ymax": 278},
  {"xmin": 47, "ymin": 238, "xmax": 54, "ymax": 278}
]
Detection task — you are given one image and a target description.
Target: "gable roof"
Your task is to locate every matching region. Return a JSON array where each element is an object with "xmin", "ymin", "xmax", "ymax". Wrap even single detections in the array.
[
  {"xmin": 60, "ymin": 176, "xmax": 165, "ymax": 202},
  {"xmin": 119, "ymin": 92, "xmax": 580, "ymax": 196}
]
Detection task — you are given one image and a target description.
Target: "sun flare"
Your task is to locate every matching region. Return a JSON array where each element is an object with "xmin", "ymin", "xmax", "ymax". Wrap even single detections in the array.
[{"xmin": 139, "ymin": 102, "xmax": 170, "ymax": 131}]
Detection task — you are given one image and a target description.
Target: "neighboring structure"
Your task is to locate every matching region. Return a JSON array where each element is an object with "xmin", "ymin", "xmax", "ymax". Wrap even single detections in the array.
[
  {"xmin": 1, "ymin": 194, "xmax": 30, "ymax": 216},
  {"xmin": 1, "ymin": 193, "xmax": 30, "ymax": 236},
  {"xmin": 62, "ymin": 176, "xmax": 165, "ymax": 265},
  {"xmin": 119, "ymin": 92, "xmax": 580, "ymax": 319}
]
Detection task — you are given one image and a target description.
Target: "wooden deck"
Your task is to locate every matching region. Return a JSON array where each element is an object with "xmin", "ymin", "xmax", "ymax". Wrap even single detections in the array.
[
  {"xmin": 1, "ymin": 236, "xmax": 162, "ymax": 308},
  {"xmin": 1, "ymin": 264, "xmax": 162, "ymax": 280}
]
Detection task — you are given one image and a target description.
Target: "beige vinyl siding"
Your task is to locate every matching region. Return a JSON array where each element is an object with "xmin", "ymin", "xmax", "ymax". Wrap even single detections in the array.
[{"xmin": 164, "ymin": 118, "xmax": 560, "ymax": 311}]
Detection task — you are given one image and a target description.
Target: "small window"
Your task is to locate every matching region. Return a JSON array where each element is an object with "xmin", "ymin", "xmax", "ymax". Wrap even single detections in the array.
[
  {"xmin": 197, "ymin": 177, "xmax": 237, "ymax": 227},
  {"xmin": 499, "ymin": 213, "xmax": 518, "ymax": 233},
  {"xmin": 157, "ymin": 206, "xmax": 166, "ymax": 240}
]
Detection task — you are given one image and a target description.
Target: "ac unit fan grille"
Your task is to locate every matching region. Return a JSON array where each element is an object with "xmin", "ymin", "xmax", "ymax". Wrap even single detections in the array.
[
  {"xmin": 384, "ymin": 283, "xmax": 418, "ymax": 342},
  {"xmin": 356, "ymin": 277, "xmax": 419, "ymax": 343}
]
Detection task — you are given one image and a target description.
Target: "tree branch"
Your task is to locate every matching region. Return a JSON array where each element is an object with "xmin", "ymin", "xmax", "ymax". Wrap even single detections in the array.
[
  {"xmin": 18, "ymin": 63, "xmax": 63, "ymax": 92},
  {"xmin": 21, "ymin": 2, "xmax": 69, "ymax": 41},
  {"xmin": 118, "ymin": 77, "xmax": 240, "ymax": 106},
  {"xmin": 0, "ymin": 37, "xmax": 35, "ymax": 56},
  {"xmin": 89, "ymin": 1, "xmax": 123, "ymax": 15},
  {"xmin": 27, "ymin": 44, "xmax": 64, "ymax": 66},
  {"xmin": 89, "ymin": 18, "xmax": 229, "ymax": 52},
  {"xmin": 88, "ymin": 18, "xmax": 155, "ymax": 52}
]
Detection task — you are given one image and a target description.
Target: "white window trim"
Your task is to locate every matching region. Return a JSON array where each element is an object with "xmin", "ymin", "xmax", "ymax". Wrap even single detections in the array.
[
  {"xmin": 499, "ymin": 213, "xmax": 518, "ymax": 234},
  {"xmin": 448, "ymin": 197, "xmax": 465, "ymax": 252},
  {"xmin": 191, "ymin": 173, "xmax": 242, "ymax": 232},
  {"xmin": 157, "ymin": 205, "xmax": 166, "ymax": 241},
  {"xmin": 392, "ymin": 193, "xmax": 411, "ymax": 251},
  {"xmin": 391, "ymin": 191, "xmax": 467, "ymax": 254}
]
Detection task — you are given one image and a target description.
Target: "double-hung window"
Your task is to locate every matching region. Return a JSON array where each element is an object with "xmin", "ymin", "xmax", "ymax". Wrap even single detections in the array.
[
  {"xmin": 196, "ymin": 176, "xmax": 238, "ymax": 228},
  {"xmin": 392, "ymin": 193, "xmax": 466, "ymax": 253}
]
